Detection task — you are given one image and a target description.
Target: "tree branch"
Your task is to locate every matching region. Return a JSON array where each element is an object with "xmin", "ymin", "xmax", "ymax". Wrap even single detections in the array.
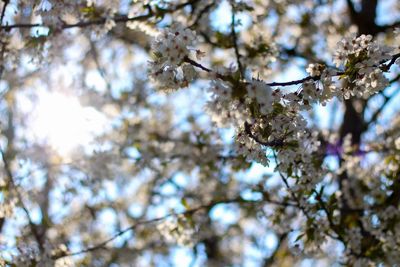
[
  {"xmin": 56, "ymin": 196, "xmax": 296, "ymax": 259},
  {"xmin": 0, "ymin": 147, "xmax": 45, "ymax": 251},
  {"xmin": 365, "ymin": 86, "xmax": 400, "ymax": 128},
  {"xmin": 185, "ymin": 53, "xmax": 399, "ymax": 88},
  {"xmin": 346, "ymin": 0, "xmax": 358, "ymax": 25},
  {"xmin": 0, "ymin": 0, "xmax": 9, "ymax": 26},
  {"xmin": 230, "ymin": 2, "xmax": 244, "ymax": 77},
  {"xmin": 244, "ymin": 122, "xmax": 285, "ymax": 147},
  {"xmin": 189, "ymin": 1, "xmax": 216, "ymax": 28},
  {"xmin": 378, "ymin": 20, "xmax": 400, "ymax": 32},
  {"xmin": 0, "ymin": 1, "xmax": 199, "ymax": 32}
]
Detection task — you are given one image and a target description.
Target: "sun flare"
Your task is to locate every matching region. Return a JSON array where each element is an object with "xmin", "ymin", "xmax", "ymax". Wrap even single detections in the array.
[{"xmin": 30, "ymin": 92, "xmax": 108, "ymax": 155}]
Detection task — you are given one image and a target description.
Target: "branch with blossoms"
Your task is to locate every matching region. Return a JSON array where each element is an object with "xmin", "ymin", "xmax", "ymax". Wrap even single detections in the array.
[
  {"xmin": 53, "ymin": 196, "xmax": 297, "ymax": 259},
  {"xmin": 0, "ymin": 147, "xmax": 45, "ymax": 252},
  {"xmin": 183, "ymin": 56, "xmax": 336, "ymax": 89},
  {"xmin": 230, "ymin": 1, "xmax": 244, "ymax": 77},
  {"xmin": 244, "ymin": 121, "xmax": 285, "ymax": 147},
  {"xmin": 183, "ymin": 56, "xmax": 325, "ymax": 87},
  {"xmin": 1, "ymin": 0, "xmax": 400, "ymax": 265},
  {"xmin": 272, "ymin": 153, "xmax": 348, "ymax": 247},
  {"xmin": 184, "ymin": 53, "xmax": 400, "ymax": 88},
  {"xmin": 365, "ymin": 86, "xmax": 400, "ymax": 128},
  {"xmin": 143, "ymin": 33, "xmax": 400, "ymax": 206},
  {"xmin": 0, "ymin": 0, "xmax": 201, "ymax": 32},
  {"xmin": 0, "ymin": 11, "xmax": 150, "ymax": 31}
]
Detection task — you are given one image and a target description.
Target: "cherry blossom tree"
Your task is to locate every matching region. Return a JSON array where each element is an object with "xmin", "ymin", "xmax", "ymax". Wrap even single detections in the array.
[{"xmin": 0, "ymin": 0, "xmax": 400, "ymax": 266}]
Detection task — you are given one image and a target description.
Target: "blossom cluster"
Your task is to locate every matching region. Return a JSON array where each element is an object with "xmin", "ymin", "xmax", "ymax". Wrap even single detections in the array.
[
  {"xmin": 12, "ymin": 242, "xmax": 72, "ymax": 267},
  {"xmin": 333, "ymin": 34, "xmax": 393, "ymax": 99},
  {"xmin": 5, "ymin": 0, "xmax": 400, "ymax": 266},
  {"xmin": 149, "ymin": 24, "xmax": 199, "ymax": 91},
  {"xmin": 148, "ymin": 26, "xmax": 400, "ymax": 262},
  {"xmin": 0, "ymin": 191, "xmax": 17, "ymax": 219},
  {"xmin": 157, "ymin": 214, "xmax": 196, "ymax": 247}
]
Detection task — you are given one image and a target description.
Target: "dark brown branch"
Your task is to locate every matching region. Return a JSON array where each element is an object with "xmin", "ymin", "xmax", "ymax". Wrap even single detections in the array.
[
  {"xmin": 365, "ymin": 86, "xmax": 400, "ymax": 128},
  {"xmin": 244, "ymin": 122, "xmax": 284, "ymax": 147},
  {"xmin": 272, "ymin": 153, "xmax": 343, "ymax": 243},
  {"xmin": 185, "ymin": 55, "xmax": 330, "ymax": 86},
  {"xmin": 185, "ymin": 53, "xmax": 399, "ymax": 88},
  {"xmin": 189, "ymin": 1, "xmax": 216, "ymax": 28},
  {"xmin": 389, "ymin": 73, "xmax": 400, "ymax": 84},
  {"xmin": 184, "ymin": 56, "xmax": 212, "ymax": 73},
  {"xmin": 347, "ymin": 0, "xmax": 380, "ymax": 35},
  {"xmin": 266, "ymin": 75, "xmax": 321, "ymax": 87},
  {"xmin": 0, "ymin": 0, "xmax": 9, "ymax": 26},
  {"xmin": 382, "ymin": 53, "xmax": 400, "ymax": 71},
  {"xmin": 378, "ymin": 20, "xmax": 400, "ymax": 32},
  {"xmin": 230, "ymin": 2, "xmax": 244, "ymax": 77},
  {"xmin": 0, "ymin": 13, "xmax": 151, "ymax": 31},
  {"xmin": 346, "ymin": 0, "xmax": 357, "ymax": 20},
  {"xmin": 0, "ymin": 147, "xmax": 45, "ymax": 251},
  {"xmin": 0, "ymin": 1, "xmax": 198, "ymax": 32},
  {"xmin": 56, "ymin": 196, "xmax": 295, "ymax": 259},
  {"xmin": 312, "ymin": 188, "xmax": 344, "ymax": 242}
]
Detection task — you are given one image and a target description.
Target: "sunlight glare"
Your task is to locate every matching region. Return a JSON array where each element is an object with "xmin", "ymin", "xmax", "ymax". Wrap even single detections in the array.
[{"xmin": 31, "ymin": 92, "xmax": 108, "ymax": 155}]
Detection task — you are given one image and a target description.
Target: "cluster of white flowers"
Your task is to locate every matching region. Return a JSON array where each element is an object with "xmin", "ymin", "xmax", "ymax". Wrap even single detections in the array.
[
  {"xmin": 149, "ymin": 24, "xmax": 199, "ymax": 90},
  {"xmin": 0, "ymin": 192, "xmax": 17, "ymax": 219},
  {"xmin": 306, "ymin": 63, "xmax": 325, "ymax": 77},
  {"xmin": 12, "ymin": 241, "xmax": 72, "ymax": 267},
  {"xmin": 205, "ymin": 80, "xmax": 249, "ymax": 128},
  {"xmin": 235, "ymin": 130, "xmax": 270, "ymax": 166},
  {"xmin": 246, "ymin": 80, "xmax": 274, "ymax": 115},
  {"xmin": 149, "ymin": 31, "xmax": 395, "ymax": 188},
  {"xmin": 35, "ymin": 0, "xmax": 82, "ymax": 29},
  {"xmin": 276, "ymin": 130, "xmax": 324, "ymax": 192},
  {"xmin": 284, "ymin": 82, "xmax": 321, "ymax": 108},
  {"xmin": 147, "ymin": 26, "xmax": 400, "ymax": 261},
  {"xmin": 333, "ymin": 34, "xmax": 392, "ymax": 99},
  {"xmin": 300, "ymin": 34, "xmax": 396, "ymax": 106},
  {"xmin": 205, "ymin": 79, "xmax": 280, "ymax": 165},
  {"xmin": 157, "ymin": 214, "xmax": 196, "ymax": 247},
  {"xmin": 334, "ymin": 35, "xmax": 392, "ymax": 67},
  {"xmin": 204, "ymin": 75, "xmax": 325, "ymax": 176},
  {"xmin": 295, "ymin": 70, "xmax": 338, "ymax": 106},
  {"xmin": 395, "ymin": 137, "xmax": 400, "ymax": 150}
]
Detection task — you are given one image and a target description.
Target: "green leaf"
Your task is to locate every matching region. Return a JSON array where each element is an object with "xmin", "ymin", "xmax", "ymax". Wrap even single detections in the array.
[
  {"xmin": 181, "ymin": 198, "xmax": 190, "ymax": 209},
  {"xmin": 214, "ymin": 32, "xmax": 233, "ymax": 48},
  {"xmin": 295, "ymin": 233, "xmax": 305, "ymax": 242},
  {"xmin": 80, "ymin": 6, "xmax": 96, "ymax": 15},
  {"xmin": 25, "ymin": 36, "xmax": 47, "ymax": 48}
]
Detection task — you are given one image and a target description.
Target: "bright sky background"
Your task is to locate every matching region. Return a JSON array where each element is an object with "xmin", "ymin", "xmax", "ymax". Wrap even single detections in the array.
[{"xmin": 29, "ymin": 91, "xmax": 109, "ymax": 156}]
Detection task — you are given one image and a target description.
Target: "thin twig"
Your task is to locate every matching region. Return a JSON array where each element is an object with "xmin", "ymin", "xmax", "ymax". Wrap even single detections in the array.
[
  {"xmin": 0, "ymin": 0, "xmax": 9, "ymax": 26},
  {"xmin": 272, "ymin": 153, "xmax": 340, "ymax": 242},
  {"xmin": 185, "ymin": 53, "xmax": 399, "ymax": 88},
  {"xmin": 244, "ymin": 122, "xmax": 285, "ymax": 147},
  {"xmin": 189, "ymin": 1, "xmax": 216, "ymax": 28},
  {"xmin": 0, "ymin": 147, "xmax": 44, "ymax": 251},
  {"xmin": 0, "ymin": 1, "xmax": 199, "ymax": 31},
  {"xmin": 230, "ymin": 2, "xmax": 244, "ymax": 77},
  {"xmin": 56, "ymin": 196, "xmax": 296, "ymax": 259},
  {"xmin": 365, "ymin": 85, "xmax": 400, "ymax": 128}
]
